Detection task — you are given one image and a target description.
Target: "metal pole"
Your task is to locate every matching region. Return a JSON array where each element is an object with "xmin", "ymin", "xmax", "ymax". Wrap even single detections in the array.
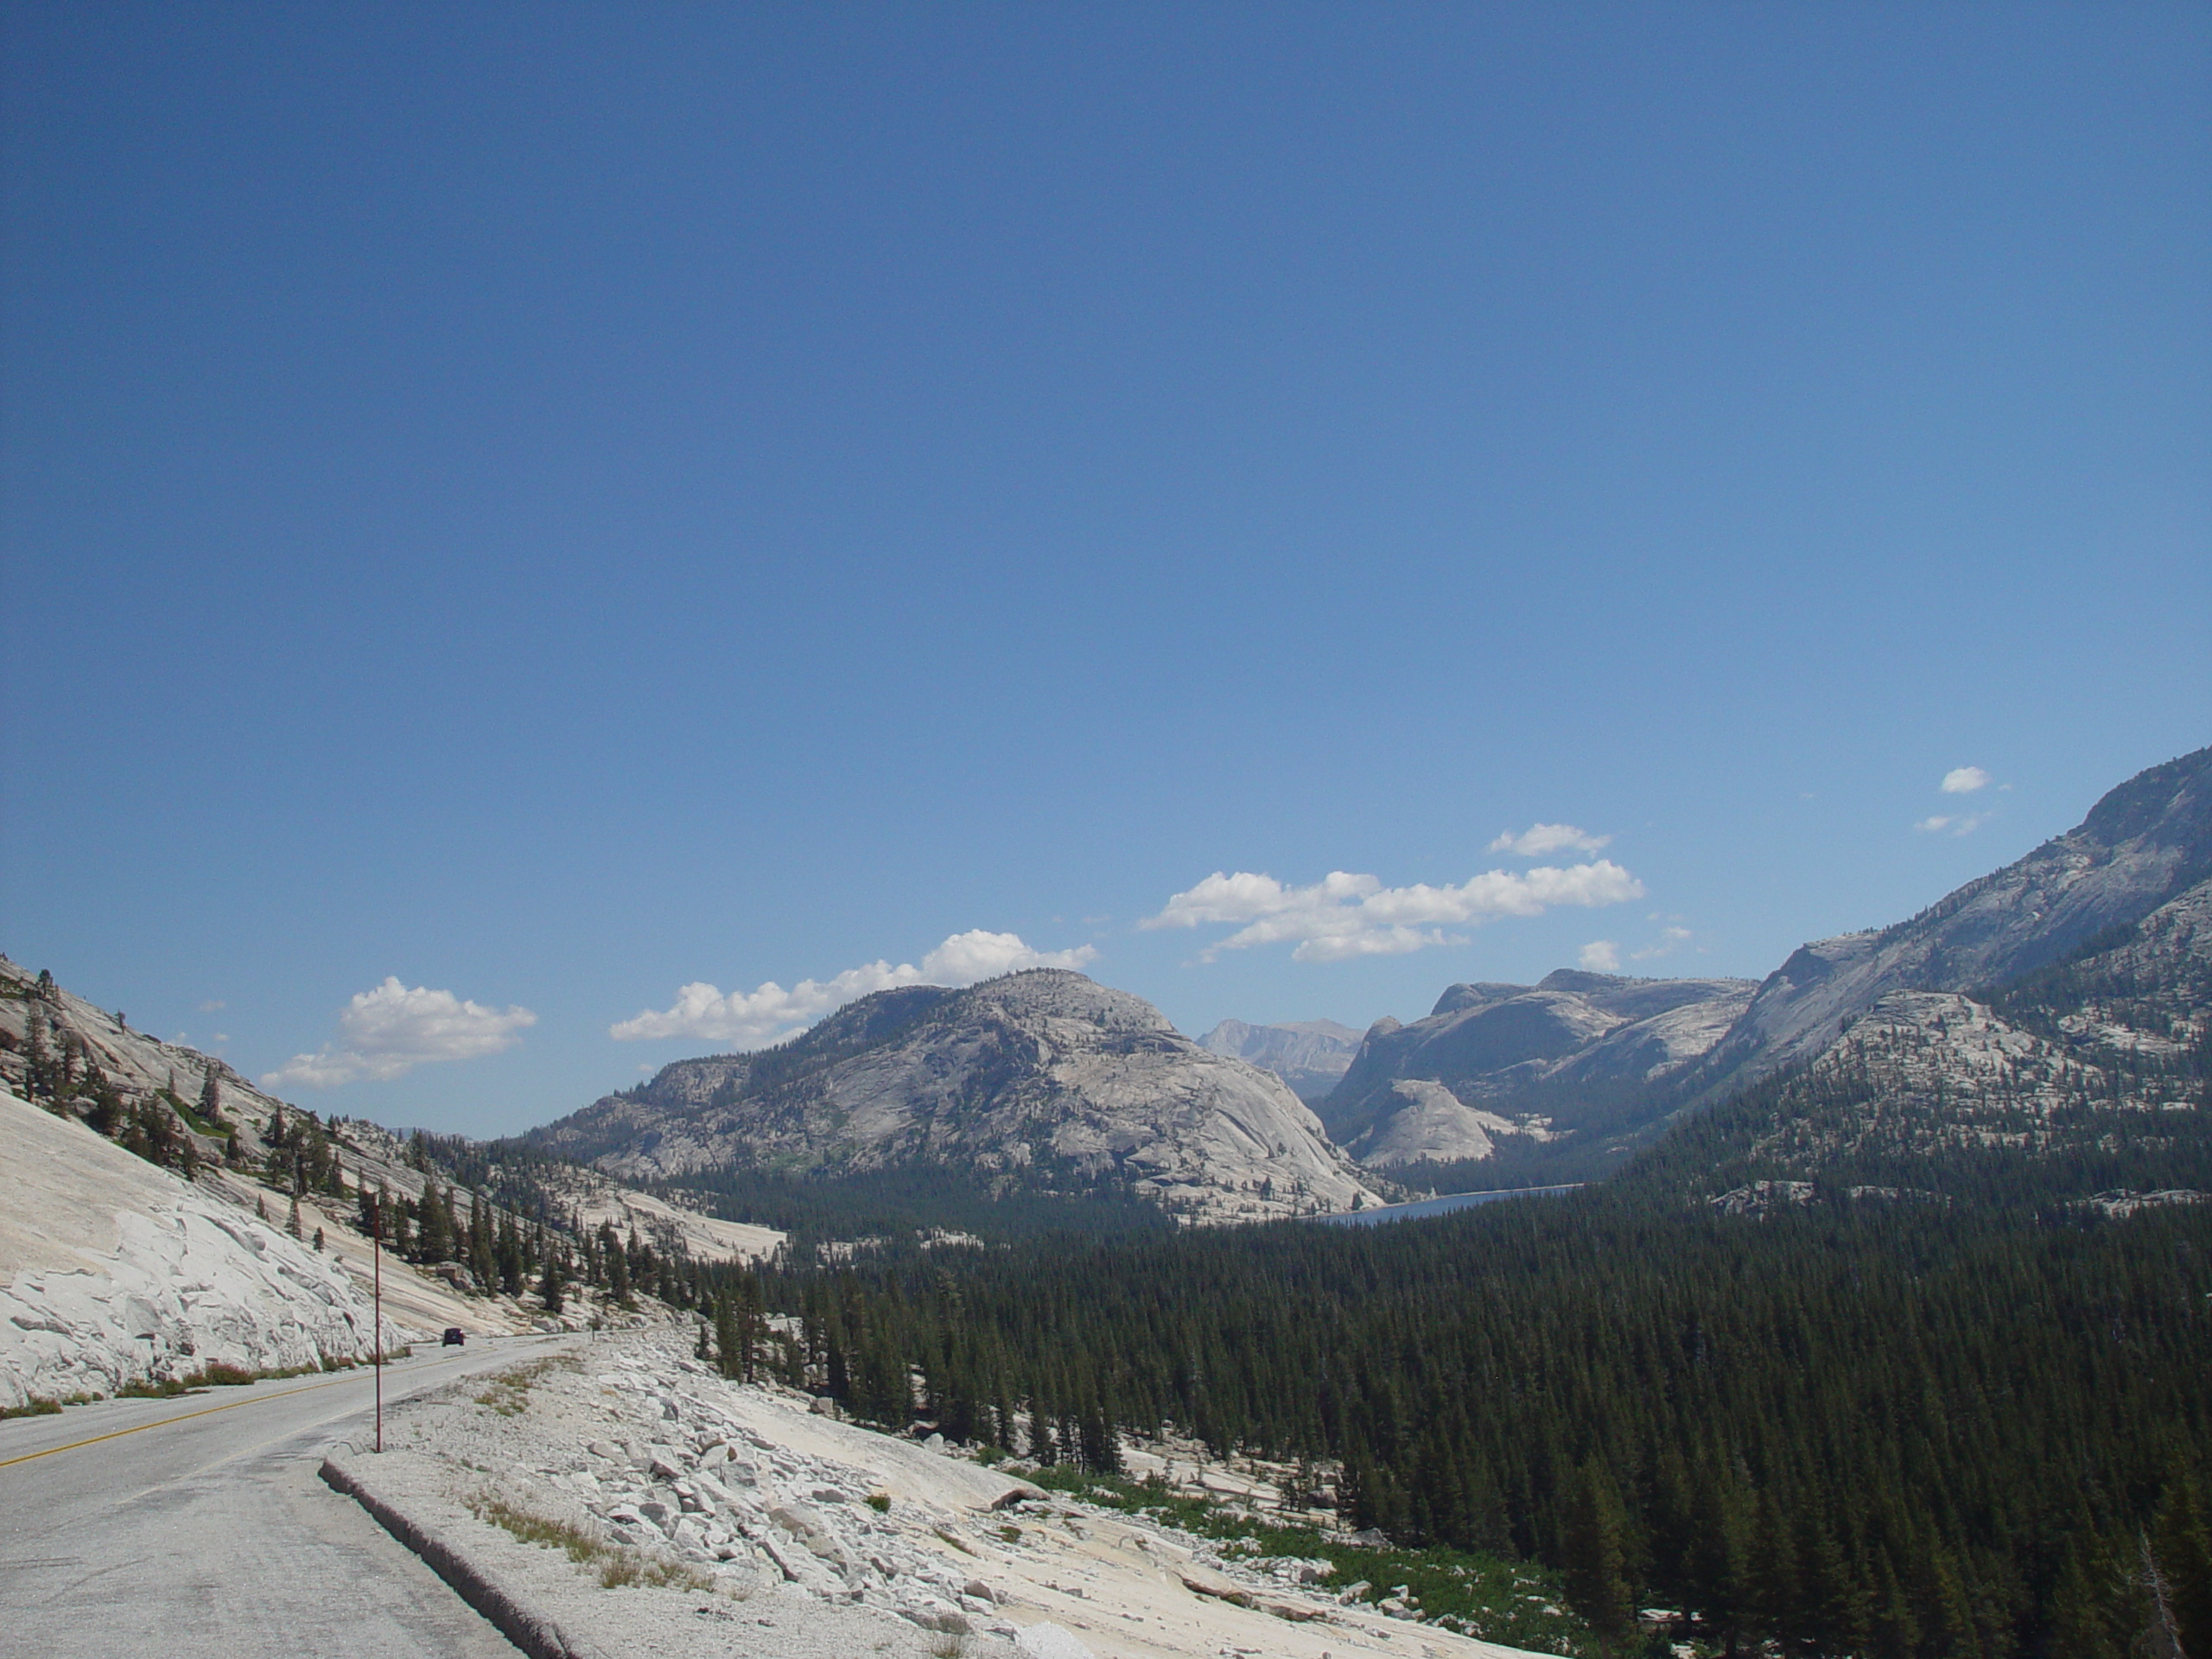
[{"xmin": 372, "ymin": 1203, "xmax": 383, "ymax": 1454}]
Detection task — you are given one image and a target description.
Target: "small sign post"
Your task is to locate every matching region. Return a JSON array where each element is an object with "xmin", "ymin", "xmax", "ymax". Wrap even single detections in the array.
[{"xmin": 372, "ymin": 1199, "xmax": 383, "ymax": 1454}]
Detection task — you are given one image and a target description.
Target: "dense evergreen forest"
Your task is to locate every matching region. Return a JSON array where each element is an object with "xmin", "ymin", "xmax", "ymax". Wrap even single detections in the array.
[{"xmin": 711, "ymin": 1162, "xmax": 2209, "ymax": 1658}]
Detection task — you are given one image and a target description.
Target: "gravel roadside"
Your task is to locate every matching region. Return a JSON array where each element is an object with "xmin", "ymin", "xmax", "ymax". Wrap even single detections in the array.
[{"xmin": 324, "ymin": 1325, "xmax": 1554, "ymax": 1659}]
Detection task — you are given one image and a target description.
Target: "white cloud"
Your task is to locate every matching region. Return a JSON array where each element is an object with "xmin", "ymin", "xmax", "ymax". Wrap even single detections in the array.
[
  {"xmin": 1142, "ymin": 860, "xmax": 1645, "ymax": 963},
  {"xmin": 264, "ymin": 978, "xmax": 537, "ymax": 1089},
  {"xmin": 1487, "ymin": 823, "xmax": 1612, "ymax": 857},
  {"xmin": 1579, "ymin": 940, "xmax": 1622, "ymax": 972},
  {"xmin": 197, "ymin": 999, "xmax": 226, "ymax": 1013},
  {"xmin": 1632, "ymin": 925, "xmax": 1694, "ymax": 961},
  {"xmin": 1941, "ymin": 766, "xmax": 1993, "ymax": 794},
  {"xmin": 1916, "ymin": 813, "xmax": 1988, "ymax": 837},
  {"xmin": 609, "ymin": 931, "xmax": 1098, "ymax": 1048}
]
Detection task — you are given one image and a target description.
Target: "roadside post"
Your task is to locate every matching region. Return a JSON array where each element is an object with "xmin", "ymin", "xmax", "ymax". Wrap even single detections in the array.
[{"xmin": 372, "ymin": 1198, "xmax": 383, "ymax": 1453}]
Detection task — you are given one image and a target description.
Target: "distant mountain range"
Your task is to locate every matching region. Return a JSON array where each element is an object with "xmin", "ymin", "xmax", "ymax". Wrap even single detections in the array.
[
  {"xmin": 1194, "ymin": 1018, "xmax": 1364, "ymax": 1101},
  {"xmin": 523, "ymin": 744, "xmax": 2208, "ymax": 1218},
  {"xmin": 14, "ymin": 746, "xmax": 2202, "ymax": 1243},
  {"xmin": 1688, "ymin": 745, "xmax": 2211, "ymax": 1098},
  {"xmin": 1318, "ymin": 969, "xmax": 1757, "ymax": 1173},
  {"xmin": 1320, "ymin": 743, "xmax": 2211, "ymax": 1188}
]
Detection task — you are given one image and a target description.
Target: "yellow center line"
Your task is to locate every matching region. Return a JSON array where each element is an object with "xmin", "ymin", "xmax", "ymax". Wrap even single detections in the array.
[{"xmin": 0, "ymin": 1363, "xmax": 410, "ymax": 1469}]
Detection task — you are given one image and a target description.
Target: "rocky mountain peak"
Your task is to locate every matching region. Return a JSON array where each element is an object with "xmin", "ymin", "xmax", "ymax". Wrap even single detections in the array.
[
  {"xmin": 1695, "ymin": 744, "xmax": 2212, "ymax": 1096},
  {"xmin": 2075, "ymin": 744, "xmax": 2212, "ymax": 851},
  {"xmin": 1320, "ymin": 968, "xmax": 1757, "ymax": 1172},
  {"xmin": 535, "ymin": 970, "xmax": 1382, "ymax": 1224},
  {"xmin": 1196, "ymin": 1016, "xmax": 1365, "ymax": 1101},
  {"xmin": 1429, "ymin": 982, "xmax": 1529, "ymax": 1018}
]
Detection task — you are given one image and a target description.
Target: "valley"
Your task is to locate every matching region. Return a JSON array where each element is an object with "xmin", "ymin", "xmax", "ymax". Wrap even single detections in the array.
[{"xmin": 3, "ymin": 744, "xmax": 2209, "ymax": 1658}]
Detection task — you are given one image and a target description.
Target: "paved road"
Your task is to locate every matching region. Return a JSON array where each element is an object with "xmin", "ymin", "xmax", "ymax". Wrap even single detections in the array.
[{"xmin": 0, "ymin": 1337, "xmax": 573, "ymax": 1658}]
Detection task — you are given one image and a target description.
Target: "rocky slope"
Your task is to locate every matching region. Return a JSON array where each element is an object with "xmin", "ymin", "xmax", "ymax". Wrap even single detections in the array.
[
  {"xmin": 1688, "ymin": 744, "xmax": 2212, "ymax": 1101},
  {"xmin": 0, "ymin": 957, "xmax": 779, "ymax": 1364},
  {"xmin": 342, "ymin": 1328, "xmax": 1552, "ymax": 1659},
  {"xmin": 0, "ymin": 956, "xmax": 774, "ymax": 1275},
  {"xmin": 532, "ymin": 970, "xmax": 1382, "ymax": 1224},
  {"xmin": 1681, "ymin": 873, "xmax": 2212, "ymax": 1195},
  {"xmin": 1319, "ymin": 747, "xmax": 2212, "ymax": 1189},
  {"xmin": 0, "ymin": 1084, "xmax": 405, "ymax": 1408},
  {"xmin": 1194, "ymin": 1019, "xmax": 1364, "ymax": 1101},
  {"xmin": 1319, "ymin": 969, "xmax": 1757, "ymax": 1170}
]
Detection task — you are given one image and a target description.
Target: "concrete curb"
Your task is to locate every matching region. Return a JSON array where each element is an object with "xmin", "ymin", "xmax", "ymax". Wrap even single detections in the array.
[{"xmin": 321, "ymin": 1451, "xmax": 609, "ymax": 1659}]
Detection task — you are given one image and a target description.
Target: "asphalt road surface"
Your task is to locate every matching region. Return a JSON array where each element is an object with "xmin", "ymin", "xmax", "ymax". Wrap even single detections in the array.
[{"xmin": 0, "ymin": 1336, "xmax": 574, "ymax": 1658}]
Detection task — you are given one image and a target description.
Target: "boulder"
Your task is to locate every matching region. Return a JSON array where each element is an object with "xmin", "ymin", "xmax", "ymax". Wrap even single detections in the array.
[{"xmin": 1014, "ymin": 1624, "xmax": 1097, "ymax": 1659}]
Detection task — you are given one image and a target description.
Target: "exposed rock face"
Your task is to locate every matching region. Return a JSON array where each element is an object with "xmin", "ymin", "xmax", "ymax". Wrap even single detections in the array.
[
  {"xmin": 0, "ymin": 954, "xmax": 769, "ymax": 1275},
  {"xmin": 1692, "ymin": 745, "xmax": 2212, "ymax": 1098},
  {"xmin": 0, "ymin": 1087, "xmax": 404, "ymax": 1408},
  {"xmin": 1194, "ymin": 1019, "xmax": 1364, "ymax": 1100},
  {"xmin": 0, "ymin": 957, "xmax": 287, "ymax": 1146},
  {"xmin": 344, "ymin": 1328, "xmax": 1525, "ymax": 1659},
  {"xmin": 533, "ymin": 971, "xmax": 1382, "ymax": 1224},
  {"xmin": 1343, "ymin": 1079, "xmax": 1554, "ymax": 1168},
  {"xmin": 1320, "ymin": 970, "xmax": 1756, "ymax": 1166},
  {"xmin": 1693, "ymin": 870, "xmax": 2212, "ymax": 1187}
]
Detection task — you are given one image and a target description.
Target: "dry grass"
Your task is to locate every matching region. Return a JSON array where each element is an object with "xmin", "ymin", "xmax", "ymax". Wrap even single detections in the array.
[
  {"xmin": 596, "ymin": 1547, "xmax": 715, "ymax": 1591},
  {"xmin": 464, "ymin": 1490, "xmax": 714, "ymax": 1594},
  {"xmin": 474, "ymin": 1354, "xmax": 571, "ymax": 1416},
  {"xmin": 467, "ymin": 1496, "xmax": 601, "ymax": 1564}
]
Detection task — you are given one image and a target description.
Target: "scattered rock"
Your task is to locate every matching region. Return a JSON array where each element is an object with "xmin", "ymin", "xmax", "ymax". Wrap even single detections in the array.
[
  {"xmin": 1179, "ymin": 1567, "xmax": 1258, "ymax": 1608},
  {"xmin": 1014, "ymin": 1622, "xmax": 1097, "ymax": 1659}
]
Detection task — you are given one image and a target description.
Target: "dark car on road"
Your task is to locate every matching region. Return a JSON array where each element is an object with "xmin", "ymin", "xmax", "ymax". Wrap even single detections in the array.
[{"xmin": 442, "ymin": 1327, "xmax": 466, "ymax": 1346}]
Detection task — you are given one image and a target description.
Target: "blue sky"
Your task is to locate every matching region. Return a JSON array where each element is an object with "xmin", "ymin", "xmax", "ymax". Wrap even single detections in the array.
[{"xmin": 3, "ymin": 3, "xmax": 2206, "ymax": 1136}]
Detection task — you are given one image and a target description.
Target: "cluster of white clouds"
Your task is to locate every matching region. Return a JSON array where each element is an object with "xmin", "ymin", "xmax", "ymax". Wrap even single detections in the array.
[
  {"xmin": 609, "ymin": 930, "xmax": 1097, "ymax": 1048},
  {"xmin": 1143, "ymin": 830, "xmax": 1643, "ymax": 963},
  {"xmin": 265, "ymin": 978, "xmax": 537, "ymax": 1089},
  {"xmin": 1917, "ymin": 764, "xmax": 2004, "ymax": 836}
]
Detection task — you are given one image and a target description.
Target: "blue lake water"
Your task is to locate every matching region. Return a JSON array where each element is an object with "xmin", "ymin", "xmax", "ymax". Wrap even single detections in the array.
[{"xmin": 1315, "ymin": 1184, "xmax": 1582, "ymax": 1226}]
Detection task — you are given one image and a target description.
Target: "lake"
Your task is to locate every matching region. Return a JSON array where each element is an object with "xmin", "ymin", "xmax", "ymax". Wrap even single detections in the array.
[{"xmin": 1316, "ymin": 1184, "xmax": 1582, "ymax": 1226}]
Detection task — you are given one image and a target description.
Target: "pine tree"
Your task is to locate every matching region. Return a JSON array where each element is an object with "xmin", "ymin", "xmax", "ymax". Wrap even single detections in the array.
[
  {"xmin": 1563, "ymin": 1461, "xmax": 1636, "ymax": 1656},
  {"xmin": 287, "ymin": 1197, "xmax": 303, "ymax": 1240},
  {"xmin": 83, "ymin": 1066, "xmax": 123, "ymax": 1138},
  {"xmin": 715, "ymin": 1295, "xmax": 742, "ymax": 1380},
  {"xmin": 22, "ymin": 1012, "xmax": 53, "ymax": 1101}
]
